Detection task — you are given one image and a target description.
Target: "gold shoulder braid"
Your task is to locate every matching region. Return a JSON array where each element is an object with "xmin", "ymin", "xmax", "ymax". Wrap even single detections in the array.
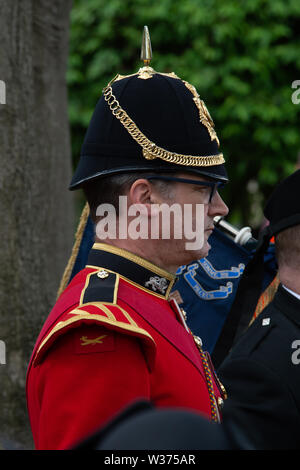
[
  {"xmin": 102, "ymin": 84, "xmax": 225, "ymax": 167},
  {"xmin": 56, "ymin": 202, "xmax": 90, "ymax": 299},
  {"xmin": 193, "ymin": 335, "xmax": 227, "ymax": 423},
  {"xmin": 174, "ymin": 305, "xmax": 226, "ymax": 422}
]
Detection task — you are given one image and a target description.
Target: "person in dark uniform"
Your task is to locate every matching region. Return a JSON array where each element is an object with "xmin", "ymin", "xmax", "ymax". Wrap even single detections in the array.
[
  {"xmin": 218, "ymin": 169, "xmax": 300, "ymax": 450},
  {"xmin": 26, "ymin": 28, "xmax": 229, "ymax": 449},
  {"xmin": 74, "ymin": 400, "xmax": 253, "ymax": 450}
]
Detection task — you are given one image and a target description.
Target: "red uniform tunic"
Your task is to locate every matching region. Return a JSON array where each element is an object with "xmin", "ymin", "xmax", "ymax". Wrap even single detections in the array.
[{"xmin": 26, "ymin": 243, "xmax": 225, "ymax": 449}]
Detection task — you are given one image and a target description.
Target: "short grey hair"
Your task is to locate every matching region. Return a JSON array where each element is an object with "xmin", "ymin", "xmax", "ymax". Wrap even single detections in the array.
[
  {"xmin": 275, "ymin": 224, "xmax": 300, "ymax": 269},
  {"xmin": 82, "ymin": 172, "xmax": 176, "ymax": 222}
]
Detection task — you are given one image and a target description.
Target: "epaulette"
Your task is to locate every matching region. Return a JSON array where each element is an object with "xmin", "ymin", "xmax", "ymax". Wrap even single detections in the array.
[
  {"xmin": 80, "ymin": 269, "xmax": 119, "ymax": 305},
  {"xmin": 33, "ymin": 269, "xmax": 156, "ymax": 370}
]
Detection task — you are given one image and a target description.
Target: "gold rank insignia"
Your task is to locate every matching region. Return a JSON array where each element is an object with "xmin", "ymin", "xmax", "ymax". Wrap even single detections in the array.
[
  {"xmin": 74, "ymin": 327, "xmax": 115, "ymax": 355},
  {"xmin": 80, "ymin": 335, "xmax": 107, "ymax": 346}
]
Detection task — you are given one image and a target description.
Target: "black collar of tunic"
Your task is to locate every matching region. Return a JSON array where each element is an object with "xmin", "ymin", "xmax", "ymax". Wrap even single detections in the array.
[{"xmin": 86, "ymin": 243, "xmax": 177, "ymax": 299}]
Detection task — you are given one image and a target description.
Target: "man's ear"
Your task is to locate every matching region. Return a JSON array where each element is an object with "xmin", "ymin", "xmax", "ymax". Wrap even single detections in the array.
[
  {"xmin": 128, "ymin": 179, "xmax": 153, "ymax": 206},
  {"xmin": 127, "ymin": 179, "xmax": 156, "ymax": 217},
  {"xmin": 127, "ymin": 179, "xmax": 164, "ymax": 218}
]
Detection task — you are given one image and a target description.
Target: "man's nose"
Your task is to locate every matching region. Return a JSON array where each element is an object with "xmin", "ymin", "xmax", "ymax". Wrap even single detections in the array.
[{"xmin": 208, "ymin": 191, "xmax": 229, "ymax": 217}]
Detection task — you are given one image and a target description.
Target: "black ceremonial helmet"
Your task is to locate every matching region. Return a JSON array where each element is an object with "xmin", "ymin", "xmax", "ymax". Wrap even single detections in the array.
[{"xmin": 69, "ymin": 27, "xmax": 228, "ymax": 190}]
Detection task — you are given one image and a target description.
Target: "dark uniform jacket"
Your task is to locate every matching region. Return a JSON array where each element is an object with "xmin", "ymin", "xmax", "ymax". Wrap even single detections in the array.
[{"xmin": 218, "ymin": 284, "xmax": 300, "ymax": 450}]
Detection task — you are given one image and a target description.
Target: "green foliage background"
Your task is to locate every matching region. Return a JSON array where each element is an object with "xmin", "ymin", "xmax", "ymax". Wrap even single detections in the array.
[{"xmin": 67, "ymin": 0, "xmax": 300, "ymax": 232}]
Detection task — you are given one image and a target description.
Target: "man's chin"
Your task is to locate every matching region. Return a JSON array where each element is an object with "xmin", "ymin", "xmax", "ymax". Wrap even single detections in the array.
[
  {"xmin": 198, "ymin": 241, "xmax": 211, "ymax": 259},
  {"xmin": 182, "ymin": 240, "xmax": 211, "ymax": 263}
]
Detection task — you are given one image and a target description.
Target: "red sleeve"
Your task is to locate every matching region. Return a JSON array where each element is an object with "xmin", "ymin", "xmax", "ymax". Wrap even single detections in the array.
[{"xmin": 33, "ymin": 324, "xmax": 151, "ymax": 449}]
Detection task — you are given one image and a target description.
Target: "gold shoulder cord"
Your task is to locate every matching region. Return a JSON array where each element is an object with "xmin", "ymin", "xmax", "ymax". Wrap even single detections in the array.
[{"xmin": 56, "ymin": 202, "xmax": 90, "ymax": 299}]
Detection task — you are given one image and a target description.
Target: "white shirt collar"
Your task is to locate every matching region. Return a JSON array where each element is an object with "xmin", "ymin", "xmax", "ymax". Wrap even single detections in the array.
[{"xmin": 282, "ymin": 284, "xmax": 300, "ymax": 301}]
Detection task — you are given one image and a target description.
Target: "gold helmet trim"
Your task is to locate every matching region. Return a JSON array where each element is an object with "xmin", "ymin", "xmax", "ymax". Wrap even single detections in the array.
[{"xmin": 103, "ymin": 84, "xmax": 224, "ymax": 167}]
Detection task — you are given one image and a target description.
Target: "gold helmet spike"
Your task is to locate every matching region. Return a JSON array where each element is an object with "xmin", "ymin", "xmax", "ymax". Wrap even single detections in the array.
[{"xmin": 140, "ymin": 25, "xmax": 152, "ymax": 66}]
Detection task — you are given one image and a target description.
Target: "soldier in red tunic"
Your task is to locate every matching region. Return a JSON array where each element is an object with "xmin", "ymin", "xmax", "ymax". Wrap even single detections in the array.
[{"xmin": 26, "ymin": 27, "xmax": 229, "ymax": 450}]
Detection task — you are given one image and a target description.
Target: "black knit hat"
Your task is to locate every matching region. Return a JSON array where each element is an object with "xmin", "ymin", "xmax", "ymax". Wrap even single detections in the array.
[
  {"xmin": 212, "ymin": 169, "xmax": 300, "ymax": 367},
  {"xmin": 69, "ymin": 27, "xmax": 227, "ymax": 190}
]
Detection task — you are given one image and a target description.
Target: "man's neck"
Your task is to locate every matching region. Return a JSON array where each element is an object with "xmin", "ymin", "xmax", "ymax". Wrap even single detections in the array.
[
  {"xmin": 278, "ymin": 265, "xmax": 300, "ymax": 296},
  {"xmin": 95, "ymin": 238, "xmax": 179, "ymax": 274}
]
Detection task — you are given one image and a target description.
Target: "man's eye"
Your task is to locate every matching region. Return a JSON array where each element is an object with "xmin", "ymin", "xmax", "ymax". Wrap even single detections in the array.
[{"xmin": 195, "ymin": 186, "xmax": 209, "ymax": 193}]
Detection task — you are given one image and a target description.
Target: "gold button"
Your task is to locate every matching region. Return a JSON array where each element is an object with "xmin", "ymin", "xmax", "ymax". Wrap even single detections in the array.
[
  {"xmin": 217, "ymin": 397, "xmax": 224, "ymax": 409},
  {"xmin": 194, "ymin": 335, "xmax": 202, "ymax": 347},
  {"xmin": 180, "ymin": 308, "xmax": 187, "ymax": 320},
  {"xmin": 97, "ymin": 270, "xmax": 109, "ymax": 279}
]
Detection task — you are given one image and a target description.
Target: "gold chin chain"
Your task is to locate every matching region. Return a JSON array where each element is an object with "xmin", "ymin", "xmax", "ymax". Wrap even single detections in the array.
[{"xmin": 102, "ymin": 84, "xmax": 225, "ymax": 168}]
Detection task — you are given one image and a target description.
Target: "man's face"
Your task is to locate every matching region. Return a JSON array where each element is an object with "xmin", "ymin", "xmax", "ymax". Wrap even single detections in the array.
[{"xmin": 153, "ymin": 172, "xmax": 229, "ymax": 268}]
